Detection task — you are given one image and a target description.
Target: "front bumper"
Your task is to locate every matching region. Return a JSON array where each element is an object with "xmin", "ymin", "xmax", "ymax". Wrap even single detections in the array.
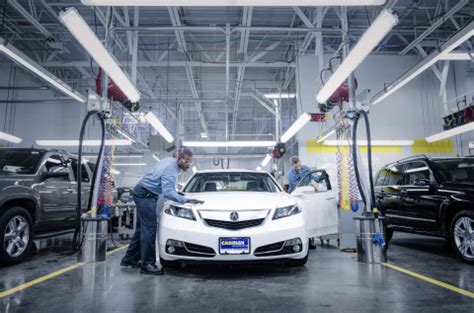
[{"xmin": 158, "ymin": 213, "xmax": 308, "ymax": 262}]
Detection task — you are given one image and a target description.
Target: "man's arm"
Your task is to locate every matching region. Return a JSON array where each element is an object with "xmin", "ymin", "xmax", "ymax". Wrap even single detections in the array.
[{"xmin": 161, "ymin": 167, "xmax": 188, "ymax": 204}]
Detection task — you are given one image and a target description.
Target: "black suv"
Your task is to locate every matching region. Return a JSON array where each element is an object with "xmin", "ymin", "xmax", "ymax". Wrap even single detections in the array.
[
  {"xmin": 0, "ymin": 148, "xmax": 95, "ymax": 265},
  {"xmin": 375, "ymin": 155, "xmax": 474, "ymax": 263}
]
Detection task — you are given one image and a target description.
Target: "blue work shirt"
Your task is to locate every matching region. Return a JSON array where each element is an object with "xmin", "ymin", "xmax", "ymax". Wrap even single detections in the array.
[
  {"xmin": 288, "ymin": 165, "xmax": 311, "ymax": 193},
  {"xmin": 139, "ymin": 157, "xmax": 188, "ymax": 204}
]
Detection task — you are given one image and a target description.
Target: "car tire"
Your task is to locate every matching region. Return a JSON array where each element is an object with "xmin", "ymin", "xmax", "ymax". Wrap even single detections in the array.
[
  {"xmin": 159, "ymin": 257, "xmax": 181, "ymax": 269},
  {"xmin": 450, "ymin": 210, "xmax": 474, "ymax": 264},
  {"xmin": 0, "ymin": 207, "xmax": 34, "ymax": 265},
  {"xmin": 286, "ymin": 249, "xmax": 309, "ymax": 267}
]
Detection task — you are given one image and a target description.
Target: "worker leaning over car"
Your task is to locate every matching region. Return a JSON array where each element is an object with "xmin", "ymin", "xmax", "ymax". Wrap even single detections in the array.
[
  {"xmin": 121, "ymin": 147, "xmax": 203, "ymax": 275},
  {"xmin": 287, "ymin": 156, "xmax": 312, "ymax": 193}
]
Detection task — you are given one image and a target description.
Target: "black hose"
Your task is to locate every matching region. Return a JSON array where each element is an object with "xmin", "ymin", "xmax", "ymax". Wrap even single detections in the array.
[
  {"xmin": 72, "ymin": 110, "xmax": 106, "ymax": 252},
  {"xmin": 351, "ymin": 110, "xmax": 376, "ymax": 213}
]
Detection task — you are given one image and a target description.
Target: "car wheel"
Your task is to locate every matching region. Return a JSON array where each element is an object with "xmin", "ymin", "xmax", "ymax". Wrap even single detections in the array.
[
  {"xmin": 286, "ymin": 249, "xmax": 309, "ymax": 267},
  {"xmin": 159, "ymin": 257, "xmax": 181, "ymax": 269},
  {"xmin": 450, "ymin": 210, "xmax": 474, "ymax": 264},
  {"xmin": 0, "ymin": 207, "xmax": 34, "ymax": 265}
]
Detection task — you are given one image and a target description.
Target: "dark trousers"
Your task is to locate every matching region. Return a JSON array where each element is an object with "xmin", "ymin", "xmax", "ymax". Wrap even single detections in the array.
[{"xmin": 124, "ymin": 184, "xmax": 159, "ymax": 266}]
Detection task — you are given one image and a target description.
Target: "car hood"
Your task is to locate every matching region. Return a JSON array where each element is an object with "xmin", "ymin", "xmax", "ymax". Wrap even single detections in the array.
[{"xmin": 176, "ymin": 191, "xmax": 296, "ymax": 211}]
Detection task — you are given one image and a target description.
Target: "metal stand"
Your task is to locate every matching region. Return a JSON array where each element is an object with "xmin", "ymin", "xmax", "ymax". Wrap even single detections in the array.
[
  {"xmin": 354, "ymin": 215, "xmax": 387, "ymax": 264},
  {"xmin": 115, "ymin": 203, "xmax": 136, "ymax": 239},
  {"xmin": 78, "ymin": 217, "xmax": 108, "ymax": 263}
]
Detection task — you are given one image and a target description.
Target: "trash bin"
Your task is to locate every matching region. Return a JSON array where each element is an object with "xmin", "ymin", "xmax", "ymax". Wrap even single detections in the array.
[
  {"xmin": 77, "ymin": 217, "xmax": 108, "ymax": 263},
  {"xmin": 354, "ymin": 215, "xmax": 387, "ymax": 264}
]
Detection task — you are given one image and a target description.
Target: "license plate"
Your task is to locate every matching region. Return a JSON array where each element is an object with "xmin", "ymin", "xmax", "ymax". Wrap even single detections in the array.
[{"xmin": 219, "ymin": 237, "xmax": 250, "ymax": 255}]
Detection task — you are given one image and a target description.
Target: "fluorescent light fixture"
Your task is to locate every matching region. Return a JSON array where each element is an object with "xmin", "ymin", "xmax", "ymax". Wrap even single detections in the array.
[
  {"xmin": 36, "ymin": 139, "xmax": 132, "ymax": 146},
  {"xmin": 426, "ymin": 122, "xmax": 474, "ymax": 143},
  {"xmin": 0, "ymin": 131, "xmax": 22, "ymax": 144},
  {"xmin": 115, "ymin": 128, "xmax": 135, "ymax": 143},
  {"xmin": 200, "ymin": 132, "xmax": 208, "ymax": 138},
  {"xmin": 145, "ymin": 112, "xmax": 174, "ymax": 143},
  {"xmin": 0, "ymin": 38, "xmax": 86, "ymax": 103},
  {"xmin": 153, "ymin": 154, "xmax": 160, "ymax": 161},
  {"xmin": 440, "ymin": 52, "xmax": 473, "ymax": 61},
  {"xmin": 82, "ymin": 0, "xmax": 385, "ymax": 6},
  {"xmin": 113, "ymin": 154, "xmax": 143, "ymax": 159},
  {"xmin": 324, "ymin": 140, "xmax": 414, "ymax": 146},
  {"xmin": 113, "ymin": 163, "xmax": 147, "ymax": 166},
  {"xmin": 261, "ymin": 154, "xmax": 272, "ymax": 167},
  {"xmin": 192, "ymin": 166, "xmax": 198, "ymax": 173},
  {"xmin": 373, "ymin": 22, "xmax": 474, "ymax": 105},
  {"xmin": 469, "ymin": 141, "xmax": 474, "ymax": 149},
  {"xmin": 110, "ymin": 169, "xmax": 121, "ymax": 175},
  {"xmin": 256, "ymin": 166, "xmax": 262, "ymax": 171},
  {"xmin": 316, "ymin": 9, "xmax": 398, "ymax": 103},
  {"xmin": 263, "ymin": 93, "xmax": 296, "ymax": 99},
  {"xmin": 280, "ymin": 113, "xmax": 311, "ymax": 143},
  {"xmin": 182, "ymin": 141, "xmax": 276, "ymax": 148},
  {"xmin": 59, "ymin": 7, "xmax": 140, "ymax": 103},
  {"xmin": 316, "ymin": 129, "xmax": 336, "ymax": 143}
]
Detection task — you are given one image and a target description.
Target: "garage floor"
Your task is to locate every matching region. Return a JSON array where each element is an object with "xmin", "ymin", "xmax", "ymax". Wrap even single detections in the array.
[{"xmin": 0, "ymin": 233, "xmax": 472, "ymax": 313}]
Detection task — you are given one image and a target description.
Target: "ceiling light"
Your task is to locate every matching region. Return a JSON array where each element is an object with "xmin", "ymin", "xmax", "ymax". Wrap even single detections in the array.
[
  {"xmin": 0, "ymin": 131, "xmax": 22, "ymax": 144},
  {"xmin": 261, "ymin": 154, "xmax": 272, "ymax": 167},
  {"xmin": 110, "ymin": 169, "xmax": 121, "ymax": 175},
  {"xmin": 113, "ymin": 163, "xmax": 147, "ymax": 166},
  {"xmin": 426, "ymin": 122, "xmax": 474, "ymax": 143},
  {"xmin": 440, "ymin": 52, "xmax": 473, "ymax": 61},
  {"xmin": 0, "ymin": 38, "xmax": 86, "ymax": 103},
  {"xmin": 324, "ymin": 140, "xmax": 414, "ymax": 146},
  {"xmin": 153, "ymin": 154, "xmax": 160, "ymax": 161},
  {"xmin": 256, "ymin": 166, "xmax": 262, "ymax": 171},
  {"xmin": 280, "ymin": 113, "xmax": 311, "ymax": 143},
  {"xmin": 182, "ymin": 141, "xmax": 276, "ymax": 148},
  {"xmin": 373, "ymin": 22, "xmax": 474, "ymax": 105},
  {"xmin": 36, "ymin": 139, "xmax": 132, "ymax": 146},
  {"xmin": 263, "ymin": 93, "xmax": 296, "ymax": 99},
  {"xmin": 59, "ymin": 7, "xmax": 140, "ymax": 103},
  {"xmin": 145, "ymin": 112, "xmax": 174, "ymax": 143},
  {"xmin": 113, "ymin": 154, "xmax": 143, "ymax": 159},
  {"xmin": 81, "ymin": 0, "xmax": 385, "ymax": 6},
  {"xmin": 200, "ymin": 132, "xmax": 208, "ymax": 138},
  {"xmin": 316, "ymin": 9, "xmax": 398, "ymax": 103},
  {"xmin": 469, "ymin": 141, "xmax": 474, "ymax": 149},
  {"xmin": 316, "ymin": 129, "xmax": 335, "ymax": 143}
]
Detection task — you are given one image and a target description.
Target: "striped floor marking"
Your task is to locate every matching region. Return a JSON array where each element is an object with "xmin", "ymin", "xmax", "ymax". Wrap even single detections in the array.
[{"xmin": 0, "ymin": 244, "xmax": 129, "ymax": 299}]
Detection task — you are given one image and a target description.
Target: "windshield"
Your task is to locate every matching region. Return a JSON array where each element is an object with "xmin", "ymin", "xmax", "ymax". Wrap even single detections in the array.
[
  {"xmin": 0, "ymin": 149, "xmax": 43, "ymax": 174},
  {"xmin": 434, "ymin": 159, "xmax": 474, "ymax": 185},
  {"xmin": 184, "ymin": 172, "xmax": 281, "ymax": 193}
]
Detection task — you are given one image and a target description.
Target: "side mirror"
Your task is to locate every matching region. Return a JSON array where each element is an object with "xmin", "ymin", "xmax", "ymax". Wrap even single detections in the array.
[{"xmin": 43, "ymin": 171, "xmax": 69, "ymax": 180}]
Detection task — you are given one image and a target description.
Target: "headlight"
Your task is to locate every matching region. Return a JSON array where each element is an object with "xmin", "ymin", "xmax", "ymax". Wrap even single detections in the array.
[
  {"xmin": 272, "ymin": 205, "xmax": 301, "ymax": 220},
  {"xmin": 164, "ymin": 205, "xmax": 196, "ymax": 221}
]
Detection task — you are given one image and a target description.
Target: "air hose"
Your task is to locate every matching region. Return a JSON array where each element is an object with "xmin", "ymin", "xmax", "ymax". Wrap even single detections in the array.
[
  {"xmin": 351, "ymin": 110, "xmax": 376, "ymax": 214},
  {"xmin": 72, "ymin": 110, "xmax": 106, "ymax": 252}
]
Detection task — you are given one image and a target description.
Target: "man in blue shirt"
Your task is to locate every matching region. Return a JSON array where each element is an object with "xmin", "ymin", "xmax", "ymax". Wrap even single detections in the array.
[
  {"xmin": 288, "ymin": 156, "xmax": 311, "ymax": 193},
  {"xmin": 121, "ymin": 148, "xmax": 202, "ymax": 275}
]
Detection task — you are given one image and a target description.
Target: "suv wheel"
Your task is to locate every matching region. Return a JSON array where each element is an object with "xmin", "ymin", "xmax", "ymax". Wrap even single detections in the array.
[
  {"xmin": 450, "ymin": 210, "xmax": 474, "ymax": 264},
  {"xmin": 0, "ymin": 207, "xmax": 33, "ymax": 265}
]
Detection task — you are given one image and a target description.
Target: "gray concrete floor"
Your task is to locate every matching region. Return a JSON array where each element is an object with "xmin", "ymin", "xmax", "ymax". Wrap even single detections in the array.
[{"xmin": 0, "ymin": 233, "xmax": 472, "ymax": 313}]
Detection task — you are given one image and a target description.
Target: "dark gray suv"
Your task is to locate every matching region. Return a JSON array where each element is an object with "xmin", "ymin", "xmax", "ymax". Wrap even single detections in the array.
[{"xmin": 0, "ymin": 148, "xmax": 94, "ymax": 265}]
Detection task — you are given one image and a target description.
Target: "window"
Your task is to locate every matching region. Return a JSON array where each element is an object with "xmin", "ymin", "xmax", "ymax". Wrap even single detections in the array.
[
  {"xmin": 403, "ymin": 162, "xmax": 432, "ymax": 186},
  {"xmin": 184, "ymin": 172, "xmax": 281, "ymax": 193},
  {"xmin": 0, "ymin": 149, "xmax": 43, "ymax": 174},
  {"xmin": 70, "ymin": 159, "xmax": 90, "ymax": 182},
  {"xmin": 44, "ymin": 155, "xmax": 70, "ymax": 181},
  {"xmin": 375, "ymin": 170, "xmax": 387, "ymax": 186},
  {"xmin": 384, "ymin": 164, "xmax": 405, "ymax": 186},
  {"xmin": 433, "ymin": 159, "xmax": 474, "ymax": 185},
  {"xmin": 297, "ymin": 171, "xmax": 330, "ymax": 192}
]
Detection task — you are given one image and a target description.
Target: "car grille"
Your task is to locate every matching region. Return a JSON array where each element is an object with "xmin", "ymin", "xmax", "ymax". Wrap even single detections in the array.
[
  {"xmin": 254, "ymin": 241, "xmax": 297, "ymax": 257},
  {"xmin": 203, "ymin": 218, "xmax": 265, "ymax": 230}
]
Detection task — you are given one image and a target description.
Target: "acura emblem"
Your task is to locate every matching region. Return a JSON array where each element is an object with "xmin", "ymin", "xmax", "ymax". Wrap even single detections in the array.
[{"xmin": 230, "ymin": 211, "xmax": 239, "ymax": 221}]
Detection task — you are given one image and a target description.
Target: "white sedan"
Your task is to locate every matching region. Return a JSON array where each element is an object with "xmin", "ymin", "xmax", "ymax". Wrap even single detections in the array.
[{"xmin": 158, "ymin": 169, "xmax": 338, "ymax": 267}]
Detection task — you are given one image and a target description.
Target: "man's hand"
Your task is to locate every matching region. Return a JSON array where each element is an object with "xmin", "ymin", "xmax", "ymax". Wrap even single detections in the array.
[{"xmin": 186, "ymin": 199, "xmax": 204, "ymax": 205}]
